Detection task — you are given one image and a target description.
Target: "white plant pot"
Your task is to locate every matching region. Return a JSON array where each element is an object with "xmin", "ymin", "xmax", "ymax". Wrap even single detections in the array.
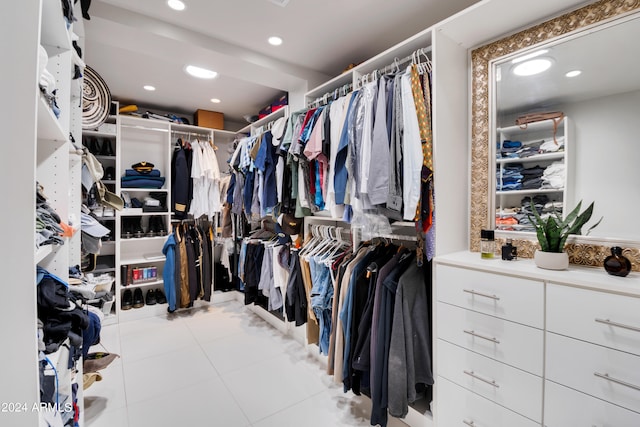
[{"xmin": 534, "ymin": 250, "xmax": 569, "ymax": 270}]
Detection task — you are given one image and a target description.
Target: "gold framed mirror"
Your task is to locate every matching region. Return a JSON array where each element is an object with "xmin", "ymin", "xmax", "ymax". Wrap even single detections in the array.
[{"xmin": 470, "ymin": 0, "xmax": 640, "ymax": 269}]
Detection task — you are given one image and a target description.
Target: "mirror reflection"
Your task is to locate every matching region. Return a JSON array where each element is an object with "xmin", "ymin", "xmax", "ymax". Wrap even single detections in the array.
[{"xmin": 493, "ymin": 15, "xmax": 640, "ymax": 240}]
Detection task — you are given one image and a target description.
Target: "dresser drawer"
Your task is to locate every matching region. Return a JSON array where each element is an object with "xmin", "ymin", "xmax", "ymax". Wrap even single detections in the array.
[
  {"xmin": 437, "ymin": 376, "xmax": 540, "ymax": 427},
  {"xmin": 438, "ymin": 339, "xmax": 543, "ymax": 422},
  {"xmin": 546, "ymin": 332, "xmax": 640, "ymax": 413},
  {"xmin": 547, "ymin": 283, "xmax": 640, "ymax": 356},
  {"xmin": 436, "ymin": 265, "xmax": 543, "ymax": 328},
  {"xmin": 544, "ymin": 380, "xmax": 640, "ymax": 427},
  {"xmin": 437, "ymin": 302, "xmax": 543, "ymax": 376}
]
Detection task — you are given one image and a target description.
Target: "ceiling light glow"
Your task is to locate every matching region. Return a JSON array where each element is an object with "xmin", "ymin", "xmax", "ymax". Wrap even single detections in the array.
[
  {"xmin": 167, "ymin": 0, "xmax": 185, "ymax": 11},
  {"xmin": 143, "ymin": 85, "xmax": 156, "ymax": 91},
  {"xmin": 268, "ymin": 36, "xmax": 283, "ymax": 46},
  {"xmin": 513, "ymin": 59, "xmax": 552, "ymax": 76},
  {"xmin": 210, "ymin": 98, "xmax": 221, "ymax": 103},
  {"xmin": 185, "ymin": 65, "xmax": 218, "ymax": 79},
  {"xmin": 512, "ymin": 49, "xmax": 549, "ymax": 64},
  {"xmin": 565, "ymin": 70, "xmax": 582, "ymax": 78}
]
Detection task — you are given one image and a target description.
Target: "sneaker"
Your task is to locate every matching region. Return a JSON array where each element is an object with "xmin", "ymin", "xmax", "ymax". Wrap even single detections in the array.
[
  {"xmin": 145, "ymin": 289, "xmax": 156, "ymax": 305},
  {"xmin": 133, "ymin": 288, "xmax": 144, "ymax": 308},
  {"xmin": 121, "ymin": 289, "xmax": 133, "ymax": 310}
]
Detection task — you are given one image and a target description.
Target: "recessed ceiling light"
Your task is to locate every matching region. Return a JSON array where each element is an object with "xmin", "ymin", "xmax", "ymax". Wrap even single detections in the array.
[
  {"xmin": 143, "ymin": 85, "xmax": 156, "ymax": 91},
  {"xmin": 565, "ymin": 70, "xmax": 582, "ymax": 78},
  {"xmin": 512, "ymin": 49, "xmax": 549, "ymax": 64},
  {"xmin": 167, "ymin": 0, "xmax": 185, "ymax": 11},
  {"xmin": 513, "ymin": 59, "xmax": 552, "ymax": 76},
  {"xmin": 268, "ymin": 36, "xmax": 283, "ymax": 46},
  {"xmin": 210, "ymin": 98, "xmax": 221, "ymax": 103},
  {"xmin": 185, "ymin": 65, "xmax": 218, "ymax": 79}
]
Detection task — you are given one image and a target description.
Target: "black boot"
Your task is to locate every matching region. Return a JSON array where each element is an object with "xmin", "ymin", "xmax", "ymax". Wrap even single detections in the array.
[
  {"xmin": 145, "ymin": 289, "xmax": 157, "ymax": 305},
  {"xmin": 121, "ymin": 217, "xmax": 133, "ymax": 239},
  {"xmin": 89, "ymin": 137, "xmax": 101, "ymax": 155},
  {"xmin": 132, "ymin": 217, "xmax": 144, "ymax": 238},
  {"xmin": 121, "ymin": 289, "xmax": 133, "ymax": 310},
  {"xmin": 100, "ymin": 139, "xmax": 115, "ymax": 156}
]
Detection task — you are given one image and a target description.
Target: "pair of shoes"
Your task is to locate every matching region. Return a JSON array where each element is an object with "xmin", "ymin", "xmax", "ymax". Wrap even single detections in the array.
[
  {"xmin": 121, "ymin": 289, "xmax": 133, "ymax": 310},
  {"xmin": 104, "ymin": 166, "xmax": 116, "ymax": 181},
  {"xmin": 84, "ymin": 352, "xmax": 120, "ymax": 373},
  {"xmin": 100, "ymin": 140, "xmax": 115, "ymax": 156},
  {"xmin": 121, "ymin": 217, "xmax": 144, "ymax": 239},
  {"xmin": 133, "ymin": 288, "xmax": 144, "ymax": 308},
  {"xmin": 146, "ymin": 216, "xmax": 166, "ymax": 237},
  {"xmin": 155, "ymin": 289, "xmax": 167, "ymax": 304},
  {"xmin": 88, "ymin": 138, "xmax": 101, "ymax": 155},
  {"xmin": 145, "ymin": 289, "xmax": 157, "ymax": 305}
]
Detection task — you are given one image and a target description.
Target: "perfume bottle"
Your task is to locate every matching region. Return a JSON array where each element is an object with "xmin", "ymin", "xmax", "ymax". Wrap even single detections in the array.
[
  {"xmin": 501, "ymin": 239, "xmax": 518, "ymax": 261},
  {"xmin": 604, "ymin": 246, "xmax": 632, "ymax": 277},
  {"xmin": 480, "ymin": 229, "xmax": 495, "ymax": 259}
]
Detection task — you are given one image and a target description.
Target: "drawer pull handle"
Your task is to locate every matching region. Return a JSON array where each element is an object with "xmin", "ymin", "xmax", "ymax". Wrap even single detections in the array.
[
  {"xmin": 464, "ymin": 330, "xmax": 500, "ymax": 344},
  {"xmin": 595, "ymin": 318, "xmax": 640, "ymax": 333},
  {"xmin": 594, "ymin": 372, "xmax": 640, "ymax": 392},
  {"xmin": 463, "ymin": 420, "xmax": 476, "ymax": 426},
  {"xmin": 463, "ymin": 289, "xmax": 500, "ymax": 301},
  {"xmin": 463, "ymin": 370, "xmax": 500, "ymax": 388}
]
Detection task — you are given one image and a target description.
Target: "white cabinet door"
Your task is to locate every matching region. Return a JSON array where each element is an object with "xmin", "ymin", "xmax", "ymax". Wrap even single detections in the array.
[
  {"xmin": 437, "ymin": 339, "xmax": 543, "ymax": 422},
  {"xmin": 544, "ymin": 380, "xmax": 640, "ymax": 427},
  {"xmin": 547, "ymin": 283, "xmax": 640, "ymax": 356},
  {"xmin": 436, "ymin": 265, "xmax": 543, "ymax": 327},
  {"xmin": 437, "ymin": 302, "xmax": 544, "ymax": 375},
  {"xmin": 546, "ymin": 332, "xmax": 640, "ymax": 413},
  {"xmin": 437, "ymin": 376, "xmax": 540, "ymax": 427}
]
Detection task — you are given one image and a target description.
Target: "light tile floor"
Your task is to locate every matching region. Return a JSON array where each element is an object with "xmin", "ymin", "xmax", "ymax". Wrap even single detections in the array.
[{"xmin": 84, "ymin": 299, "xmax": 410, "ymax": 427}]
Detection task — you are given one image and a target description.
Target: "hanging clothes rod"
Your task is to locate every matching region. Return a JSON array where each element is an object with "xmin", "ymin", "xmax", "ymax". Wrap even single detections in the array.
[{"xmin": 120, "ymin": 124, "xmax": 169, "ymax": 133}]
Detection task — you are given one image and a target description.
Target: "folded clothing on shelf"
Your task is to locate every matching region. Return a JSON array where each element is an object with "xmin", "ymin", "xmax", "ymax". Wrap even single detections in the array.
[
  {"xmin": 121, "ymin": 176, "xmax": 165, "ymax": 189},
  {"xmin": 125, "ymin": 169, "xmax": 161, "ymax": 177}
]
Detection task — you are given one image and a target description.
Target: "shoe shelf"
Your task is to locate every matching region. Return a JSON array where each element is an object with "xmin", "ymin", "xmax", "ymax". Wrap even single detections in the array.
[
  {"xmin": 102, "ymin": 180, "xmax": 116, "ymax": 185},
  {"xmin": 93, "ymin": 216, "xmax": 116, "ymax": 221},
  {"xmin": 94, "ymin": 155, "xmax": 116, "ymax": 161},
  {"xmin": 120, "ymin": 211, "xmax": 170, "ymax": 216},
  {"xmin": 122, "ymin": 279, "xmax": 164, "ymax": 289},
  {"xmin": 120, "ymin": 236, "xmax": 169, "ymax": 242},
  {"xmin": 120, "ymin": 256, "xmax": 166, "ymax": 265},
  {"xmin": 82, "ymin": 129, "xmax": 116, "ymax": 138}
]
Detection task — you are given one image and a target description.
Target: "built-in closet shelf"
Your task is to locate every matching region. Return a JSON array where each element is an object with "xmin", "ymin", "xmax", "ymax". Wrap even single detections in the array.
[
  {"xmin": 497, "ymin": 188, "xmax": 563, "ymax": 196},
  {"xmin": 306, "ymin": 71, "xmax": 354, "ymax": 99},
  {"xmin": 36, "ymin": 245, "xmax": 54, "ymax": 264},
  {"xmin": 498, "ymin": 119, "xmax": 564, "ymax": 134},
  {"xmin": 94, "ymin": 155, "xmax": 116, "ymax": 161},
  {"xmin": 40, "ymin": 0, "xmax": 72, "ymax": 55},
  {"xmin": 171, "ymin": 123, "xmax": 215, "ymax": 134},
  {"xmin": 122, "ymin": 279, "xmax": 164, "ymax": 289},
  {"xmin": 120, "ymin": 211, "xmax": 170, "ymax": 217},
  {"xmin": 102, "ymin": 180, "xmax": 116, "ymax": 185},
  {"xmin": 238, "ymin": 106, "xmax": 288, "ymax": 134},
  {"xmin": 120, "ymin": 236, "xmax": 168, "ymax": 243},
  {"xmin": 213, "ymin": 129, "xmax": 239, "ymax": 137},
  {"xmin": 92, "ymin": 267, "xmax": 116, "ymax": 274},
  {"xmin": 37, "ymin": 95, "xmax": 67, "ymax": 143},
  {"xmin": 496, "ymin": 152, "xmax": 564, "ymax": 164},
  {"xmin": 121, "ymin": 188, "xmax": 168, "ymax": 193},
  {"xmin": 121, "ymin": 256, "xmax": 166, "ymax": 265},
  {"xmin": 93, "ymin": 216, "xmax": 116, "ymax": 221},
  {"xmin": 83, "ymin": 130, "xmax": 117, "ymax": 138}
]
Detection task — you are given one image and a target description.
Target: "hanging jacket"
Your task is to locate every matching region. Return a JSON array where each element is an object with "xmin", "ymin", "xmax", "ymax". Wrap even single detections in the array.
[{"xmin": 162, "ymin": 233, "xmax": 177, "ymax": 312}]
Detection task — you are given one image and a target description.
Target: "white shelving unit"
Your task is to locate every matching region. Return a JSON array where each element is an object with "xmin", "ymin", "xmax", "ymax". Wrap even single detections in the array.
[{"xmin": 495, "ymin": 117, "xmax": 570, "ymax": 231}]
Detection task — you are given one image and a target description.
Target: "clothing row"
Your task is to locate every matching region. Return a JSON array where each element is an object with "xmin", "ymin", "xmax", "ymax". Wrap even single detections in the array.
[
  {"xmin": 496, "ymin": 194, "xmax": 563, "ymax": 231},
  {"xmin": 171, "ymin": 137, "xmax": 224, "ymax": 221},
  {"xmin": 226, "ymin": 62, "xmax": 435, "ymax": 259},
  {"xmin": 498, "ymin": 135, "xmax": 565, "ymax": 159},
  {"xmin": 496, "ymin": 160, "xmax": 565, "ymax": 191},
  {"xmin": 161, "ymin": 222, "xmax": 214, "ymax": 312}
]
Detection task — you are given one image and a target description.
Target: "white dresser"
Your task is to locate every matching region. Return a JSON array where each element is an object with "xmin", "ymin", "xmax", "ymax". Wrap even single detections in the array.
[{"xmin": 434, "ymin": 251, "xmax": 640, "ymax": 426}]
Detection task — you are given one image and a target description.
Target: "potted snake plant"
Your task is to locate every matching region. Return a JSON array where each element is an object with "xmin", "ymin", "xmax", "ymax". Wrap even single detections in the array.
[{"xmin": 528, "ymin": 200, "xmax": 602, "ymax": 270}]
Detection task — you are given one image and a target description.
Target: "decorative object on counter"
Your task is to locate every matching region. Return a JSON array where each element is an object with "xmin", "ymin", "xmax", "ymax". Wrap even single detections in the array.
[
  {"xmin": 501, "ymin": 238, "xmax": 518, "ymax": 261},
  {"xmin": 480, "ymin": 229, "xmax": 495, "ymax": 259},
  {"xmin": 529, "ymin": 200, "xmax": 602, "ymax": 270},
  {"xmin": 604, "ymin": 246, "xmax": 632, "ymax": 277}
]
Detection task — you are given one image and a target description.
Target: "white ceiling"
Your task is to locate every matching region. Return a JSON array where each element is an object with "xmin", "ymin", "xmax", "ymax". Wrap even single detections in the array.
[{"xmin": 83, "ymin": 0, "xmax": 480, "ymax": 128}]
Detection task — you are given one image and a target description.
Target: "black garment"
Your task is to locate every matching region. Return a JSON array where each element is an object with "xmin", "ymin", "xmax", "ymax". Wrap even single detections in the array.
[
  {"xmin": 185, "ymin": 229, "xmax": 199, "ymax": 306},
  {"xmin": 200, "ymin": 226, "xmax": 212, "ymax": 301},
  {"xmin": 370, "ymin": 251, "xmax": 415, "ymax": 427},
  {"xmin": 81, "ymin": 0, "xmax": 92, "ymax": 19},
  {"xmin": 243, "ymin": 243, "xmax": 264, "ymax": 305},
  {"xmin": 171, "ymin": 145, "xmax": 192, "ymax": 219},
  {"xmin": 285, "ymin": 251, "xmax": 307, "ymax": 326}
]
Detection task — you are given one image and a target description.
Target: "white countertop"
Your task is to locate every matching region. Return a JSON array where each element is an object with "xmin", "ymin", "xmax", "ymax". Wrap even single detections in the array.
[{"xmin": 435, "ymin": 251, "xmax": 640, "ymax": 297}]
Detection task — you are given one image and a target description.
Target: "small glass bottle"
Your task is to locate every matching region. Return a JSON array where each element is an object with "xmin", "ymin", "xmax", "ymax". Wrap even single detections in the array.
[
  {"xmin": 480, "ymin": 229, "xmax": 495, "ymax": 259},
  {"xmin": 604, "ymin": 246, "xmax": 632, "ymax": 277}
]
